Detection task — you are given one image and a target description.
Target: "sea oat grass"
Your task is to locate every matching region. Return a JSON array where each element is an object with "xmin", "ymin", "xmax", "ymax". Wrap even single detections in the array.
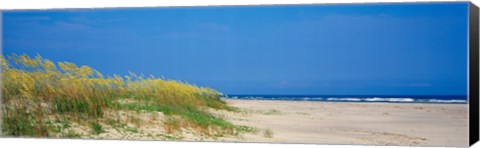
[{"xmin": 1, "ymin": 54, "xmax": 252, "ymax": 138}]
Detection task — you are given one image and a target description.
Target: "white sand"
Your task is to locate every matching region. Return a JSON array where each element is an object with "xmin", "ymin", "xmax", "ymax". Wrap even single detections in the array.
[
  {"xmin": 215, "ymin": 99, "xmax": 469, "ymax": 147},
  {"xmin": 68, "ymin": 99, "xmax": 468, "ymax": 147}
]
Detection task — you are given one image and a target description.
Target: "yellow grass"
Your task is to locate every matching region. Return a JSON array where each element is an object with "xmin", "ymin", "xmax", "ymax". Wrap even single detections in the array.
[{"xmin": 1, "ymin": 54, "xmax": 246, "ymax": 138}]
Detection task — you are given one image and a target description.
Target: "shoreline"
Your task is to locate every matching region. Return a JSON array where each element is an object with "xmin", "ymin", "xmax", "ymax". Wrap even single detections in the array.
[
  {"xmin": 222, "ymin": 97, "xmax": 468, "ymax": 104},
  {"xmin": 220, "ymin": 97, "xmax": 468, "ymax": 104},
  {"xmin": 213, "ymin": 99, "xmax": 469, "ymax": 147}
]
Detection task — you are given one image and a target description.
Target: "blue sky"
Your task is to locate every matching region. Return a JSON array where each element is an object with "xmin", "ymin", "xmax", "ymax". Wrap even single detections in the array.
[{"xmin": 2, "ymin": 2, "xmax": 469, "ymax": 95}]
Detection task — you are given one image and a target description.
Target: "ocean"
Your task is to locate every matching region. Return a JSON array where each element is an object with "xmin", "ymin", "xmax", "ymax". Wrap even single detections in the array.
[{"xmin": 224, "ymin": 95, "xmax": 468, "ymax": 104}]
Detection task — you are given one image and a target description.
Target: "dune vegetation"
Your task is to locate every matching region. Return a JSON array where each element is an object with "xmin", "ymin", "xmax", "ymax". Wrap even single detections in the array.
[{"xmin": 1, "ymin": 54, "xmax": 254, "ymax": 139}]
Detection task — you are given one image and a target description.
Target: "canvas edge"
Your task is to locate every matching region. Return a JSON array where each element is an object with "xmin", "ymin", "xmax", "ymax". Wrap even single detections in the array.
[{"xmin": 469, "ymin": 1, "xmax": 480, "ymax": 147}]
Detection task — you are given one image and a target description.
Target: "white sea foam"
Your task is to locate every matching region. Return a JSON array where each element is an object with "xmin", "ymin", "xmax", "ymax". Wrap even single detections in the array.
[
  {"xmin": 364, "ymin": 97, "xmax": 415, "ymax": 102},
  {"xmin": 327, "ymin": 98, "xmax": 362, "ymax": 101},
  {"xmin": 326, "ymin": 97, "xmax": 414, "ymax": 102},
  {"xmin": 227, "ymin": 96, "xmax": 466, "ymax": 104},
  {"xmin": 428, "ymin": 99, "xmax": 467, "ymax": 103}
]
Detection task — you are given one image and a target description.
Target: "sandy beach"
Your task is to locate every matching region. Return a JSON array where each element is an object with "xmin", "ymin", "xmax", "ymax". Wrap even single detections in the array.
[
  {"xmin": 48, "ymin": 98, "xmax": 469, "ymax": 147},
  {"xmin": 213, "ymin": 99, "xmax": 469, "ymax": 147}
]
